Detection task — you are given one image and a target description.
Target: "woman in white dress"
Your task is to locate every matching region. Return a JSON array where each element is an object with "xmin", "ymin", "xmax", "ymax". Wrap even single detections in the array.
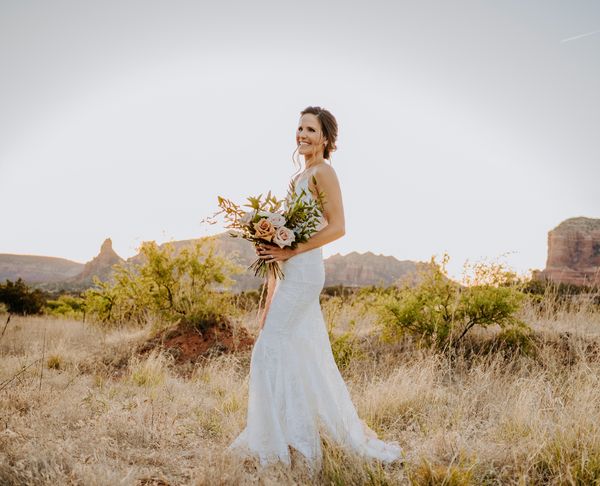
[{"xmin": 229, "ymin": 106, "xmax": 403, "ymax": 468}]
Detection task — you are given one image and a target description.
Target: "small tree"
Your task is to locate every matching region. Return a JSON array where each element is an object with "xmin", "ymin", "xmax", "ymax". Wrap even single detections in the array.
[
  {"xmin": 84, "ymin": 238, "xmax": 241, "ymax": 330},
  {"xmin": 0, "ymin": 278, "xmax": 46, "ymax": 315},
  {"xmin": 374, "ymin": 255, "xmax": 529, "ymax": 348}
]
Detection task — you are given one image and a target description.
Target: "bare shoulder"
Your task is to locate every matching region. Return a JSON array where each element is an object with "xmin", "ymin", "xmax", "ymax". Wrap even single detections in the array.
[{"xmin": 312, "ymin": 163, "xmax": 339, "ymax": 186}]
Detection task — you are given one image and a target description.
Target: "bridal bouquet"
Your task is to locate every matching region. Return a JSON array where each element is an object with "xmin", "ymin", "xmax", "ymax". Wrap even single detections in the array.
[{"xmin": 216, "ymin": 177, "xmax": 325, "ymax": 279}]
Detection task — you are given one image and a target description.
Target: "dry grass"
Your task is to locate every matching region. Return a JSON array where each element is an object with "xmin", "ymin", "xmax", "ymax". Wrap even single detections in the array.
[{"xmin": 1, "ymin": 301, "xmax": 600, "ymax": 485}]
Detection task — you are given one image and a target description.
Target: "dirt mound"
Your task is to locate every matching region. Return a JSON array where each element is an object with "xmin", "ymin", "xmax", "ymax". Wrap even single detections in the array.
[{"xmin": 141, "ymin": 316, "xmax": 255, "ymax": 364}]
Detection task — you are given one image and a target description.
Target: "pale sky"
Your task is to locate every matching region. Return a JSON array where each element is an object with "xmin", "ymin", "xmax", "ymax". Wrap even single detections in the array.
[{"xmin": 1, "ymin": 0, "xmax": 599, "ymax": 278}]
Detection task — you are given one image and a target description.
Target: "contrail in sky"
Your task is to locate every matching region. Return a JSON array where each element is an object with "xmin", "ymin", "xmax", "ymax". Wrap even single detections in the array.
[{"xmin": 561, "ymin": 29, "xmax": 600, "ymax": 42}]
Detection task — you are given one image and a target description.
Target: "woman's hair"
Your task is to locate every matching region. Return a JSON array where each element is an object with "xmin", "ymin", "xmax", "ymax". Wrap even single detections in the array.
[{"xmin": 300, "ymin": 106, "xmax": 338, "ymax": 160}]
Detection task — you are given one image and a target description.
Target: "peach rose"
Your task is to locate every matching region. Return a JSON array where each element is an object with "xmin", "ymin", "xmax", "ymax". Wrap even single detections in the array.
[
  {"xmin": 273, "ymin": 226, "xmax": 295, "ymax": 248},
  {"xmin": 253, "ymin": 218, "xmax": 276, "ymax": 242},
  {"xmin": 268, "ymin": 213, "xmax": 286, "ymax": 228}
]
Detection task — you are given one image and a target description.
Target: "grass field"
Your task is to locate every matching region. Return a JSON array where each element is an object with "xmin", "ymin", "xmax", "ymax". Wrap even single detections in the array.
[{"xmin": 1, "ymin": 300, "xmax": 600, "ymax": 485}]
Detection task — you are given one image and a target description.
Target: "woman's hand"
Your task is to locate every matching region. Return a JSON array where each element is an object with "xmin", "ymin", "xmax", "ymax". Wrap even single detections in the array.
[{"xmin": 256, "ymin": 243, "xmax": 296, "ymax": 263}]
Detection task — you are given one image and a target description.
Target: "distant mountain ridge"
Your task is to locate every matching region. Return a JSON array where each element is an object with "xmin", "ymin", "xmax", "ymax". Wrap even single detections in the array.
[
  {"xmin": 6, "ymin": 217, "xmax": 598, "ymax": 291},
  {"xmin": 0, "ymin": 254, "xmax": 83, "ymax": 283},
  {"xmin": 324, "ymin": 251, "xmax": 418, "ymax": 287},
  {"xmin": 0, "ymin": 233, "xmax": 419, "ymax": 291},
  {"xmin": 129, "ymin": 235, "xmax": 419, "ymax": 290}
]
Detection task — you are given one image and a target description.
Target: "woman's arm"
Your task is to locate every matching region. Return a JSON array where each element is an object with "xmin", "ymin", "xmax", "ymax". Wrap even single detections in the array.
[
  {"xmin": 257, "ymin": 164, "xmax": 345, "ymax": 262},
  {"xmin": 297, "ymin": 163, "xmax": 345, "ymax": 253}
]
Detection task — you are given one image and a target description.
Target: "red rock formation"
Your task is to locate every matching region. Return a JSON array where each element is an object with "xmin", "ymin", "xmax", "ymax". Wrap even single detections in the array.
[
  {"xmin": 68, "ymin": 238, "xmax": 124, "ymax": 286},
  {"xmin": 543, "ymin": 217, "xmax": 600, "ymax": 287}
]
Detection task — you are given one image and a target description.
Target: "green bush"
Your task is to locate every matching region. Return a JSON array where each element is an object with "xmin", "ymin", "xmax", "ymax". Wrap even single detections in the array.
[
  {"xmin": 324, "ymin": 297, "xmax": 365, "ymax": 370},
  {"xmin": 521, "ymin": 277, "xmax": 599, "ymax": 310},
  {"xmin": 522, "ymin": 276, "xmax": 596, "ymax": 298},
  {"xmin": 46, "ymin": 353, "xmax": 62, "ymax": 369},
  {"xmin": 84, "ymin": 237, "xmax": 240, "ymax": 330},
  {"xmin": 373, "ymin": 254, "xmax": 529, "ymax": 349},
  {"xmin": 0, "ymin": 278, "xmax": 46, "ymax": 315},
  {"xmin": 234, "ymin": 290, "xmax": 260, "ymax": 312},
  {"xmin": 328, "ymin": 320, "xmax": 365, "ymax": 370},
  {"xmin": 44, "ymin": 295, "xmax": 85, "ymax": 319},
  {"xmin": 494, "ymin": 325, "xmax": 533, "ymax": 354},
  {"xmin": 321, "ymin": 285, "xmax": 355, "ymax": 301}
]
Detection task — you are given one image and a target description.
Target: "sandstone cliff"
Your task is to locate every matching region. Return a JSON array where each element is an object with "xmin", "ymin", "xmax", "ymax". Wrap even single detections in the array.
[{"xmin": 543, "ymin": 217, "xmax": 600, "ymax": 287}]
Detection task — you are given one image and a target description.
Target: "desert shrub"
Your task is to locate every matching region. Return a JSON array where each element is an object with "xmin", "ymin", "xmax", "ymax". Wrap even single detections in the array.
[
  {"xmin": 44, "ymin": 295, "xmax": 85, "ymax": 319},
  {"xmin": 323, "ymin": 297, "xmax": 365, "ymax": 370},
  {"xmin": 46, "ymin": 353, "xmax": 62, "ymax": 369},
  {"xmin": 319, "ymin": 435, "xmax": 396, "ymax": 485},
  {"xmin": 321, "ymin": 285, "xmax": 355, "ymax": 301},
  {"xmin": 522, "ymin": 277, "xmax": 599, "ymax": 311},
  {"xmin": 0, "ymin": 278, "xmax": 46, "ymax": 315},
  {"xmin": 522, "ymin": 277, "xmax": 596, "ymax": 298},
  {"xmin": 373, "ymin": 254, "xmax": 529, "ymax": 349},
  {"xmin": 58, "ymin": 295, "xmax": 83, "ymax": 311},
  {"xmin": 84, "ymin": 237, "xmax": 241, "ymax": 330},
  {"xmin": 127, "ymin": 349, "xmax": 169, "ymax": 388},
  {"xmin": 234, "ymin": 289, "xmax": 260, "ymax": 312},
  {"xmin": 409, "ymin": 456, "xmax": 476, "ymax": 486},
  {"xmin": 533, "ymin": 429, "xmax": 600, "ymax": 484},
  {"xmin": 488, "ymin": 325, "xmax": 534, "ymax": 356},
  {"xmin": 328, "ymin": 319, "xmax": 365, "ymax": 371}
]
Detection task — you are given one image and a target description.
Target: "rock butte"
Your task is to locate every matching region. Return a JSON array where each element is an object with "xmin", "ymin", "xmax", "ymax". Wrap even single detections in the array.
[
  {"xmin": 67, "ymin": 238, "xmax": 124, "ymax": 286},
  {"xmin": 542, "ymin": 217, "xmax": 600, "ymax": 287}
]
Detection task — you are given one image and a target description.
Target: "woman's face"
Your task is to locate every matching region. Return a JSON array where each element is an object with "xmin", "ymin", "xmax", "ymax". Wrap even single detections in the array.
[{"xmin": 296, "ymin": 114, "xmax": 326, "ymax": 158}]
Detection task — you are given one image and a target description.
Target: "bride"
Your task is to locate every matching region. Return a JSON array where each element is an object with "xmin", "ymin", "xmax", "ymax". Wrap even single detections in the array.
[{"xmin": 229, "ymin": 106, "xmax": 403, "ymax": 467}]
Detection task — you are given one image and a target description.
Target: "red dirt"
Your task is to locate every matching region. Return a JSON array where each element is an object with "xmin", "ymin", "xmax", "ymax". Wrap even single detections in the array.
[{"xmin": 140, "ymin": 316, "xmax": 255, "ymax": 364}]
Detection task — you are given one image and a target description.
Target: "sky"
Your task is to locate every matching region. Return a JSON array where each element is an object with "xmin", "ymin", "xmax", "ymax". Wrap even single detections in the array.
[{"xmin": 1, "ymin": 0, "xmax": 599, "ymax": 279}]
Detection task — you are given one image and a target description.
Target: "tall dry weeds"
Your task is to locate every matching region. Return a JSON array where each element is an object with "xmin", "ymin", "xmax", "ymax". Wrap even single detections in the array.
[{"xmin": 0, "ymin": 300, "xmax": 599, "ymax": 485}]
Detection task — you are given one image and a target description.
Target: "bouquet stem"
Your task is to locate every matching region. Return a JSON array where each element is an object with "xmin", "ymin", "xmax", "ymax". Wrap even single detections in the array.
[{"xmin": 249, "ymin": 259, "xmax": 284, "ymax": 279}]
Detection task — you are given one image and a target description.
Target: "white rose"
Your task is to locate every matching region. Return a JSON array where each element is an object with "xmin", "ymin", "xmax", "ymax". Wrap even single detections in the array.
[
  {"xmin": 239, "ymin": 211, "xmax": 255, "ymax": 226},
  {"xmin": 257, "ymin": 210, "xmax": 274, "ymax": 217},
  {"xmin": 268, "ymin": 213, "xmax": 286, "ymax": 228},
  {"xmin": 273, "ymin": 226, "xmax": 295, "ymax": 248}
]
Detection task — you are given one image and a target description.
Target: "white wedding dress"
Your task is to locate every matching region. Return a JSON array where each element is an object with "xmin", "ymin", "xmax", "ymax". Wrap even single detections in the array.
[{"xmin": 229, "ymin": 169, "xmax": 403, "ymax": 468}]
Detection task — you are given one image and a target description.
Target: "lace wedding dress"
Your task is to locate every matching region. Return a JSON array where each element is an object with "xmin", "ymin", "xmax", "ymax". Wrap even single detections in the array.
[{"xmin": 229, "ymin": 168, "xmax": 403, "ymax": 468}]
